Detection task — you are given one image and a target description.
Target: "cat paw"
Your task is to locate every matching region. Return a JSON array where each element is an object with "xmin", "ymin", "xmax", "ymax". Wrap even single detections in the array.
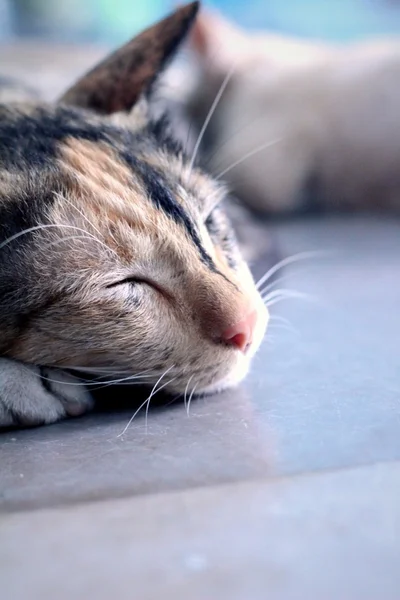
[{"xmin": 0, "ymin": 358, "xmax": 94, "ymax": 428}]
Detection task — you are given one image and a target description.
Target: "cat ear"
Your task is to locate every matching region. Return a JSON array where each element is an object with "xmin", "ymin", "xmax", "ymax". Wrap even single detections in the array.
[{"xmin": 59, "ymin": 2, "xmax": 199, "ymax": 114}]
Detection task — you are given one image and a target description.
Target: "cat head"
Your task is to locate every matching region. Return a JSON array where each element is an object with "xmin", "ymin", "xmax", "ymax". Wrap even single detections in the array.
[{"xmin": 0, "ymin": 2, "xmax": 268, "ymax": 396}]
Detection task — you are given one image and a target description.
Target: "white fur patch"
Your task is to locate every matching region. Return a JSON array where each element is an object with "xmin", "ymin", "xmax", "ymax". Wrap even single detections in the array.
[{"xmin": 0, "ymin": 358, "xmax": 94, "ymax": 427}]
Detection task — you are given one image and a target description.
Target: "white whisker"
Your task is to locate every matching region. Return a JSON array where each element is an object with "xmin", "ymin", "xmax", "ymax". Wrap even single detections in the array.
[
  {"xmin": 145, "ymin": 376, "xmax": 177, "ymax": 430},
  {"xmin": 183, "ymin": 374, "xmax": 195, "ymax": 411},
  {"xmin": 88, "ymin": 374, "xmax": 155, "ymax": 392},
  {"xmin": 262, "ymin": 288, "xmax": 316, "ymax": 304},
  {"xmin": 256, "ymin": 250, "xmax": 330, "ymax": 291},
  {"xmin": 117, "ymin": 397, "xmax": 155, "ymax": 438},
  {"xmin": 264, "ymin": 293, "xmax": 317, "ymax": 309},
  {"xmin": 103, "ymin": 381, "xmax": 156, "ymax": 387},
  {"xmin": 30, "ymin": 368, "xmax": 154, "ymax": 389},
  {"xmin": 186, "ymin": 383, "xmax": 198, "ymax": 417},
  {"xmin": 66, "ymin": 366, "xmax": 136, "ymax": 374},
  {"xmin": 216, "ymin": 138, "xmax": 282, "ymax": 180},
  {"xmin": 118, "ymin": 365, "xmax": 175, "ymax": 437},
  {"xmin": 259, "ymin": 274, "xmax": 291, "ymax": 297},
  {"xmin": 269, "ymin": 314, "xmax": 293, "ymax": 327},
  {"xmin": 205, "ymin": 114, "xmax": 271, "ymax": 168},
  {"xmin": 268, "ymin": 314, "xmax": 299, "ymax": 335},
  {"xmin": 188, "ymin": 64, "xmax": 237, "ymax": 178},
  {"xmin": 91, "ymin": 370, "xmax": 155, "ymax": 387}
]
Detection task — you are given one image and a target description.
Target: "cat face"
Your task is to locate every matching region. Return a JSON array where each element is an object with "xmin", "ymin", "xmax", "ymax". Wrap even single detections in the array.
[{"xmin": 0, "ymin": 3, "xmax": 268, "ymax": 396}]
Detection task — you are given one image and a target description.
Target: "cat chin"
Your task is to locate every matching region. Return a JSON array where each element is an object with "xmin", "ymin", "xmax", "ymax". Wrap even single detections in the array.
[{"xmin": 194, "ymin": 358, "xmax": 251, "ymax": 397}]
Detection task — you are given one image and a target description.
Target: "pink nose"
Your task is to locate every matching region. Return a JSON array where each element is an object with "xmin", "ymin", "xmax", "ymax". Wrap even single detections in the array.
[{"xmin": 221, "ymin": 310, "xmax": 258, "ymax": 353}]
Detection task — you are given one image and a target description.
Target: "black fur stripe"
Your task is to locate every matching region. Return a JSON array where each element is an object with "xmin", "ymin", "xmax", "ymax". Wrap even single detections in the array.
[
  {"xmin": 0, "ymin": 105, "xmax": 216, "ymax": 269},
  {"xmin": 121, "ymin": 150, "xmax": 216, "ymax": 270}
]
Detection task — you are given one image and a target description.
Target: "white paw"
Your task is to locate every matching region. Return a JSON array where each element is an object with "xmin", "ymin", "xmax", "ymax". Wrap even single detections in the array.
[{"xmin": 0, "ymin": 358, "xmax": 94, "ymax": 428}]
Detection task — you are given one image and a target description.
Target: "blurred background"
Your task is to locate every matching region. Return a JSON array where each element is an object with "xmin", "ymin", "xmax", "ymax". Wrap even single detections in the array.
[{"xmin": 1, "ymin": 0, "xmax": 400, "ymax": 45}]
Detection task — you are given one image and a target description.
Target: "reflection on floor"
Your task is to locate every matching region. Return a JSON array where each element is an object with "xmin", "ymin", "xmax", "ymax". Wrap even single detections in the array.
[{"xmin": 2, "ymin": 215, "xmax": 400, "ymax": 600}]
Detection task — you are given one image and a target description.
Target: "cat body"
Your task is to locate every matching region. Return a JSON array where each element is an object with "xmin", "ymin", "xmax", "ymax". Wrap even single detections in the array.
[
  {"xmin": 0, "ymin": 3, "xmax": 268, "ymax": 427},
  {"xmin": 185, "ymin": 11, "xmax": 400, "ymax": 213}
]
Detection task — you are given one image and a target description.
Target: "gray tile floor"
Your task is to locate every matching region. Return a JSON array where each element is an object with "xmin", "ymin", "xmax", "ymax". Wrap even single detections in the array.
[
  {"xmin": 1, "ymin": 215, "xmax": 400, "ymax": 599},
  {"xmin": 3, "ymin": 462, "xmax": 400, "ymax": 600}
]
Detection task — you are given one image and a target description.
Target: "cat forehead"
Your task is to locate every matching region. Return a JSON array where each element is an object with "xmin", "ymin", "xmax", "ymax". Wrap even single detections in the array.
[
  {"xmin": 0, "ymin": 102, "xmax": 225, "ymax": 266},
  {"xmin": 0, "ymin": 103, "xmax": 171, "ymax": 171},
  {"xmin": 0, "ymin": 103, "xmax": 220, "ymax": 202}
]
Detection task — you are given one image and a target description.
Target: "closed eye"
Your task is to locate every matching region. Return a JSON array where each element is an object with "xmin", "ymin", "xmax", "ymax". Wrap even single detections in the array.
[
  {"xmin": 106, "ymin": 277, "xmax": 152, "ymax": 289},
  {"xmin": 106, "ymin": 277, "xmax": 170, "ymax": 300}
]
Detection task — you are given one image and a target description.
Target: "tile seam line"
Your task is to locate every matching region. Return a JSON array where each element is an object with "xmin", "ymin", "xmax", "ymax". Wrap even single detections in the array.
[{"xmin": 1, "ymin": 456, "xmax": 399, "ymax": 517}]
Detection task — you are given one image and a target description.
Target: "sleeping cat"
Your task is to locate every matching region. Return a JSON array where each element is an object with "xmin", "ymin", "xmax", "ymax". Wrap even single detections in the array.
[
  {"xmin": 0, "ymin": 2, "xmax": 268, "ymax": 428},
  {"xmin": 184, "ymin": 9, "xmax": 400, "ymax": 213}
]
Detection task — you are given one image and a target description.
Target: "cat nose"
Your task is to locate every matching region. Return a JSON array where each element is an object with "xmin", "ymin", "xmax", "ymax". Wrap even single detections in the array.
[{"xmin": 221, "ymin": 310, "xmax": 258, "ymax": 353}]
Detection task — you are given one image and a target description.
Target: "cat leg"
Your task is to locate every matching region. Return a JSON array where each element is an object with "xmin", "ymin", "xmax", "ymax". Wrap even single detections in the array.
[{"xmin": 0, "ymin": 358, "xmax": 94, "ymax": 427}]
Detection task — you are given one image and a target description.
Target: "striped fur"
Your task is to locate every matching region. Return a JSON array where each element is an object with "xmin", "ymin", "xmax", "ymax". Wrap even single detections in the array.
[{"xmin": 0, "ymin": 3, "xmax": 268, "ymax": 427}]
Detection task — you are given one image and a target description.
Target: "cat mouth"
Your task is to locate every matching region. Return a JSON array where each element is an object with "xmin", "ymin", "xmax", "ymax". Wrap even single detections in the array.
[
  {"xmin": 188, "ymin": 310, "xmax": 268, "ymax": 395},
  {"xmin": 167, "ymin": 352, "xmax": 253, "ymax": 398},
  {"xmin": 195, "ymin": 360, "xmax": 252, "ymax": 396},
  {"xmin": 62, "ymin": 307, "xmax": 267, "ymax": 400}
]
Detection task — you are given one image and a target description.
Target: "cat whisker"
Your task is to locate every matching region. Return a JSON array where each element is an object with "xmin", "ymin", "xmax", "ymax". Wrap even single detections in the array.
[
  {"xmin": 89, "ymin": 370, "xmax": 156, "ymax": 386},
  {"xmin": 145, "ymin": 375, "xmax": 177, "ymax": 430},
  {"xmin": 19, "ymin": 363, "xmax": 97, "ymax": 387},
  {"xmin": 268, "ymin": 314, "xmax": 299, "ymax": 335},
  {"xmin": 37, "ymin": 366, "xmax": 180, "ymax": 391},
  {"xmin": 56, "ymin": 365, "xmax": 183, "ymax": 377},
  {"xmin": 186, "ymin": 383, "xmax": 198, "ymax": 417},
  {"xmin": 183, "ymin": 374, "xmax": 195, "ymax": 411},
  {"xmin": 31, "ymin": 369, "xmax": 154, "ymax": 389},
  {"xmin": 104, "ymin": 381, "xmax": 156, "ymax": 386},
  {"xmin": 85, "ymin": 374, "xmax": 156, "ymax": 392},
  {"xmin": 260, "ymin": 258, "xmax": 328, "ymax": 297},
  {"xmin": 188, "ymin": 64, "xmax": 237, "ymax": 178},
  {"xmin": 117, "ymin": 397, "xmax": 156, "ymax": 438},
  {"xmin": 269, "ymin": 314, "xmax": 294, "ymax": 327},
  {"xmin": 259, "ymin": 274, "xmax": 293, "ymax": 298},
  {"xmin": 215, "ymin": 138, "xmax": 282, "ymax": 180},
  {"xmin": 183, "ymin": 121, "xmax": 193, "ymax": 167},
  {"xmin": 85, "ymin": 367, "xmax": 185, "ymax": 391},
  {"xmin": 265, "ymin": 298, "xmax": 292, "ymax": 309},
  {"xmin": 262, "ymin": 288, "xmax": 316, "ymax": 304},
  {"xmin": 66, "ymin": 366, "xmax": 138, "ymax": 374},
  {"xmin": 118, "ymin": 365, "xmax": 175, "ymax": 437},
  {"xmin": 205, "ymin": 114, "xmax": 272, "ymax": 169},
  {"xmin": 0, "ymin": 223, "xmax": 117, "ymax": 259},
  {"xmin": 264, "ymin": 291, "xmax": 318, "ymax": 309},
  {"xmin": 256, "ymin": 250, "xmax": 330, "ymax": 291}
]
